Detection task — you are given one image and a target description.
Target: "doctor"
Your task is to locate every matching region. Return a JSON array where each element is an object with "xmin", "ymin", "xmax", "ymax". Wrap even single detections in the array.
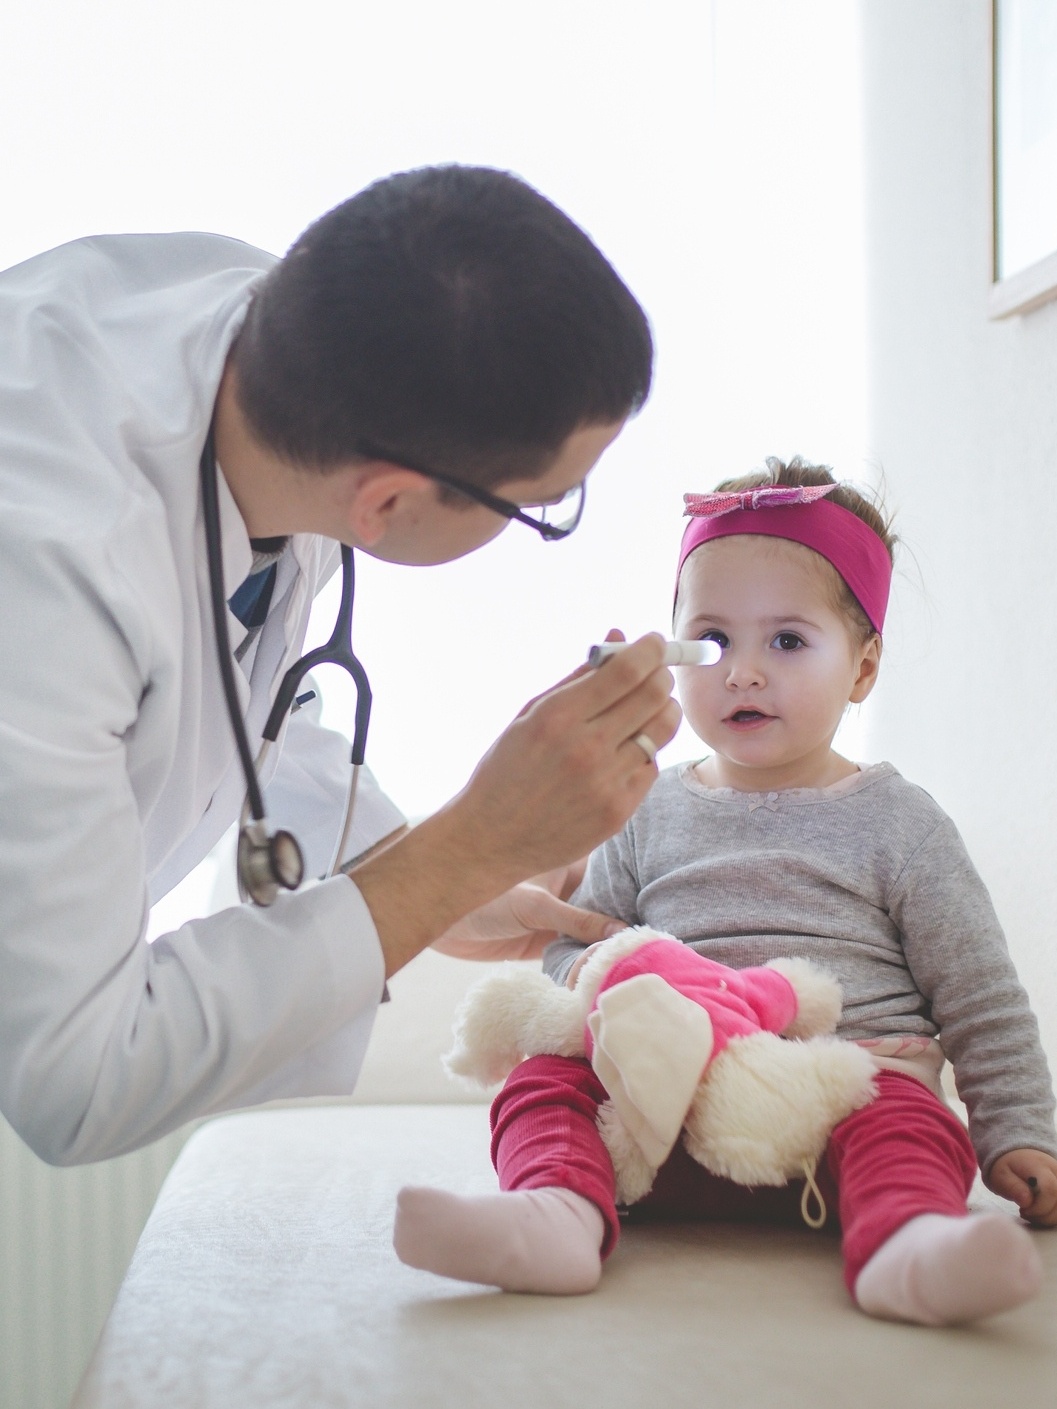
[{"xmin": 0, "ymin": 165, "xmax": 679, "ymax": 1166}]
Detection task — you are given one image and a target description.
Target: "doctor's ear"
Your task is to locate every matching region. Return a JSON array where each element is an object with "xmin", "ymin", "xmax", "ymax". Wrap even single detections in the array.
[{"xmin": 342, "ymin": 464, "xmax": 438, "ymax": 546}]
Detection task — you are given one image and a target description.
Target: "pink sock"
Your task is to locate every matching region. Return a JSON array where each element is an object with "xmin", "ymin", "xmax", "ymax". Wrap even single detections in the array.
[
  {"xmin": 393, "ymin": 1185, "xmax": 605, "ymax": 1295},
  {"xmin": 854, "ymin": 1212, "xmax": 1043, "ymax": 1326}
]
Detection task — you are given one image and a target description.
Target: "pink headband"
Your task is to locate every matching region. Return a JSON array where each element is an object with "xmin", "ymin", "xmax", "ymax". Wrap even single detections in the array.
[{"xmin": 678, "ymin": 484, "xmax": 891, "ymax": 634}]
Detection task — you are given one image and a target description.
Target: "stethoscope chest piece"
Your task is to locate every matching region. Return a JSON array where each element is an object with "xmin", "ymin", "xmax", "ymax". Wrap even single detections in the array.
[{"xmin": 237, "ymin": 820, "xmax": 306, "ymax": 907}]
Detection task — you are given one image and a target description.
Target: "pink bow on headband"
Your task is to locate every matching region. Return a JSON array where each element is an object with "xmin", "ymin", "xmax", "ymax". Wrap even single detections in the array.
[{"xmin": 683, "ymin": 484, "xmax": 839, "ymax": 518}]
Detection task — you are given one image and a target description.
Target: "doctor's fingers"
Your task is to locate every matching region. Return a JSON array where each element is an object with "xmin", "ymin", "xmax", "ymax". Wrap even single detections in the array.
[
  {"xmin": 522, "ymin": 632, "xmax": 669, "ymax": 721},
  {"xmin": 528, "ymin": 700, "xmax": 680, "ymax": 846},
  {"xmin": 515, "ymin": 629, "xmax": 630, "ymax": 717},
  {"xmin": 577, "ymin": 633, "xmax": 672, "ymax": 718},
  {"xmin": 549, "ymin": 681, "xmax": 680, "ymax": 784},
  {"xmin": 520, "ymin": 667, "xmax": 679, "ymax": 787},
  {"xmin": 544, "ymin": 653, "xmax": 676, "ymax": 752},
  {"xmin": 467, "ymin": 712, "xmax": 653, "ymax": 861},
  {"xmin": 604, "ymin": 686, "xmax": 682, "ymax": 764}
]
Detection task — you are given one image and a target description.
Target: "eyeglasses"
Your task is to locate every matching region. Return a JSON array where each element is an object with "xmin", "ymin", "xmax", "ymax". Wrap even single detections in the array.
[{"xmin": 355, "ymin": 441, "xmax": 587, "ymax": 541}]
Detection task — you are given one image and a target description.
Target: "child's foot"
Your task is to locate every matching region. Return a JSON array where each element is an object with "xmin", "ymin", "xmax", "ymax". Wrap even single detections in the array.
[
  {"xmin": 854, "ymin": 1212, "xmax": 1043, "ymax": 1326},
  {"xmin": 393, "ymin": 1185, "xmax": 605, "ymax": 1295}
]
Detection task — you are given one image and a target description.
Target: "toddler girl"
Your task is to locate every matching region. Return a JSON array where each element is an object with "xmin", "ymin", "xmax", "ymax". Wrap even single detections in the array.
[{"xmin": 394, "ymin": 458, "xmax": 1057, "ymax": 1326}]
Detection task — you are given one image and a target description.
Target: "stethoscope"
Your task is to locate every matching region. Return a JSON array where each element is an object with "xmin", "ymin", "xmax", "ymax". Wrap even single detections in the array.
[{"xmin": 200, "ymin": 426, "xmax": 372, "ymax": 906}]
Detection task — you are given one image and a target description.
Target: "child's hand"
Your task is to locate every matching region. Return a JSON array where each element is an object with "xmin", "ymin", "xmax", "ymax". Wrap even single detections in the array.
[{"xmin": 988, "ymin": 1149, "xmax": 1057, "ymax": 1226}]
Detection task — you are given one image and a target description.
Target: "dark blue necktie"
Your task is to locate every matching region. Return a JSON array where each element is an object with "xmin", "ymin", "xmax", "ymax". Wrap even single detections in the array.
[{"xmin": 228, "ymin": 563, "xmax": 277, "ymax": 630}]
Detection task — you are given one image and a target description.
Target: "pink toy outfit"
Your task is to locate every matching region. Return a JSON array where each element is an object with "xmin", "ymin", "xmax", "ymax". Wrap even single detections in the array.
[
  {"xmin": 586, "ymin": 939, "xmax": 799, "ymax": 1060},
  {"xmin": 490, "ymin": 1057, "xmax": 976, "ymax": 1289}
]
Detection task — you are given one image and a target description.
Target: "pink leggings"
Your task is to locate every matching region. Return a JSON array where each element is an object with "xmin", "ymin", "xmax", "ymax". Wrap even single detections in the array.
[{"xmin": 490, "ymin": 1056, "xmax": 978, "ymax": 1290}]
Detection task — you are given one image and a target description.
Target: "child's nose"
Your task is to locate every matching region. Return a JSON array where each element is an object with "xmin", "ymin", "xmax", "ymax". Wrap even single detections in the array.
[{"xmin": 725, "ymin": 650, "xmax": 766, "ymax": 689}]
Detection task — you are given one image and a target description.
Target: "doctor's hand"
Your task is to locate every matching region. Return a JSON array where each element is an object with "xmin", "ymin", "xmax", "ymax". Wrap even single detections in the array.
[
  {"xmin": 431, "ymin": 861, "xmax": 626, "ymax": 961},
  {"xmin": 349, "ymin": 631, "xmax": 679, "ymax": 977},
  {"xmin": 454, "ymin": 628, "xmax": 680, "ymax": 873}
]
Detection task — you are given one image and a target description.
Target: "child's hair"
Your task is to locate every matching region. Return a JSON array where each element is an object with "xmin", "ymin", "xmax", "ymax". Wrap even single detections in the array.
[{"xmin": 702, "ymin": 456, "xmax": 897, "ymax": 643}]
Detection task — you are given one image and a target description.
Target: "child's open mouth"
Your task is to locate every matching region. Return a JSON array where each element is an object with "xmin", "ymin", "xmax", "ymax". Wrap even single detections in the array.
[{"xmin": 725, "ymin": 709, "xmax": 773, "ymax": 730}]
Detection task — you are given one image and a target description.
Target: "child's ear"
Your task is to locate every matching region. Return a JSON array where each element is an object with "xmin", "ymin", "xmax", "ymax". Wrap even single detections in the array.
[{"xmin": 848, "ymin": 634, "xmax": 882, "ymax": 704}]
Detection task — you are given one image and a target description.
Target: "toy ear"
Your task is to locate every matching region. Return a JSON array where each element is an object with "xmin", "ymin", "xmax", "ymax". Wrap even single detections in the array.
[
  {"xmin": 588, "ymin": 973, "xmax": 715, "ymax": 1170},
  {"xmin": 443, "ymin": 967, "xmax": 583, "ymax": 1086},
  {"xmin": 764, "ymin": 957, "xmax": 843, "ymax": 1037}
]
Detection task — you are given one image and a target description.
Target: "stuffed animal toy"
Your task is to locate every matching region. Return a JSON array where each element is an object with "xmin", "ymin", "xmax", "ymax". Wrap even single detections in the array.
[{"xmin": 445, "ymin": 928, "xmax": 877, "ymax": 1211}]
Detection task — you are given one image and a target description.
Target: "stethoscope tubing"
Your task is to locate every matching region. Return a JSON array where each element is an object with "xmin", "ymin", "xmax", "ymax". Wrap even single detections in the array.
[
  {"xmin": 262, "ymin": 544, "xmax": 372, "ymax": 764},
  {"xmin": 200, "ymin": 424, "xmax": 268, "ymax": 823},
  {"xmin": 326, "ymin": 764, "xmax": 363, "ymax": 879},
  {"xmin": 200, "ymin": 427, "xmax": 372, "ymax": 896}
]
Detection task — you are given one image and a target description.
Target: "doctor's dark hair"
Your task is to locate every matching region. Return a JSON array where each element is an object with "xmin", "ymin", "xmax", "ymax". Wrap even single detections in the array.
[{"xmin": 233, "ymin": 165, "xmax": 654, "ymax": 487}]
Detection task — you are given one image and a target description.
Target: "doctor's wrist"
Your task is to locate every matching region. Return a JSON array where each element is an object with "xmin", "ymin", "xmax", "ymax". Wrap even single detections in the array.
[{"xmin": 345, "ymin": 803, "xmax": 524, "ymax": 979}]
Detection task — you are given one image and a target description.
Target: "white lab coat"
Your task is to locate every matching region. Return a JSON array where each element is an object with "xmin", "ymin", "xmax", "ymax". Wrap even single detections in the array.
[{"xmin": 0, "ymin": 233, "xmax": 405, "ymax": 1164}]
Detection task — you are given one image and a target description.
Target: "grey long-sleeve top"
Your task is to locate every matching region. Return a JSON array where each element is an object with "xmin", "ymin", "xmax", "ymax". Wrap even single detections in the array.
[{"xmin": 544, "ymin": 762, "xmax": 1056, "ymax": 1177}]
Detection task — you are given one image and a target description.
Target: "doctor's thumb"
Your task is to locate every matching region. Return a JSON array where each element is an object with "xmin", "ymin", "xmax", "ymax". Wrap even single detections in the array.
[{"xmin": 551, "ymin": 903, "xmax": 630, "ymax": 945}]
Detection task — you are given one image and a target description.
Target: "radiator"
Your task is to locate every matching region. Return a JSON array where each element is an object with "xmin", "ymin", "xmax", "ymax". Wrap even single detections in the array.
[
  {"xmin": 0, "ymin": 860, "xmax": 228, "ymax": 1408},
  {"xmin": 0, "ymin": 1116, "xmax": 192, "ymax": 1409}
]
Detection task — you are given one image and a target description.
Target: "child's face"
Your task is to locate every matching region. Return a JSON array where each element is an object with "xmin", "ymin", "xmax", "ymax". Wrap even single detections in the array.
[{"xmin": 672, "ymin": 535, "xmax": 880, "ymax": 790}]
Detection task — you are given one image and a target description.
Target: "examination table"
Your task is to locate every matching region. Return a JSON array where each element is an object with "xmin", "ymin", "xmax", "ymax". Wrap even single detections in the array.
[{"xmin": 73, "ymin": 952, "xmax": 1057, "ymax": 1408}]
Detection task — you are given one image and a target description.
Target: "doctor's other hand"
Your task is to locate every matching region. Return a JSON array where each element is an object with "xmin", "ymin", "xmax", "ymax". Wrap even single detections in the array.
[{"xmin": 431, "ymin": 866, "xmax": 626, "ymax": 962}]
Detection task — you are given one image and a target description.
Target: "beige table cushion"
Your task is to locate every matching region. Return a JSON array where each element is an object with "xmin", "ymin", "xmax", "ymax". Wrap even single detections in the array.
[{"xmin": 74, "ymin": 1103, "xmax": 1057, "ymax": 1409}]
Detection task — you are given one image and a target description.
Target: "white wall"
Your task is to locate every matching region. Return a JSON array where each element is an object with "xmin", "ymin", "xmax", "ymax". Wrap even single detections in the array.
[
  {"xmin": 859, "ymin": 0, "xmax": 1057, "ymax": 1059},
  {"xmin": 1, "ymin": 4, "xmax": 870, "ymax": 1406},
  {"xmin": 305, "ymin": 0, "xmax": 871, "ymax": 815}
]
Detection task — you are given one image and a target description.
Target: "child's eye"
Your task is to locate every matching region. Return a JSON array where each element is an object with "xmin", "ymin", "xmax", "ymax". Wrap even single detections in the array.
[
  {"xmin": 772, "ymin": 632, "xmax": 805, "ymax": 652},
  {"xmin": 699, "ymin": 630, "xmax": 729, "ymax": 650}
]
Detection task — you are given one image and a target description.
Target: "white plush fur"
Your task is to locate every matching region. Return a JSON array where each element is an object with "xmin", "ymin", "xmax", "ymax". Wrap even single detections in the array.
[
  {"xmin": 597, "ymin": 1099, "xmax": 658, "ymax": 1206},
  {"xmin": 442, "ymin": 927, "xmax": 662, "ymax": 1086},
  {"xmin": 765, "ymin": 956, "xmax": 843, "ymax": 1038},
  {"xmin": 682, "ymin": 1032, "xmax": 877, "ymax": 1186},
  {"xmin": 444, "ymin": 967, "xmax": 583, "ymax": 1086}
]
